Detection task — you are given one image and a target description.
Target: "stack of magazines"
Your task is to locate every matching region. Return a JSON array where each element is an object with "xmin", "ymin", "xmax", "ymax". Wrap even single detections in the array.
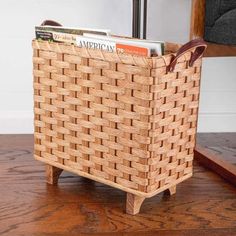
[{"xmin": 35, "ymin": 25, "xmax": 164, "ymax": 57}]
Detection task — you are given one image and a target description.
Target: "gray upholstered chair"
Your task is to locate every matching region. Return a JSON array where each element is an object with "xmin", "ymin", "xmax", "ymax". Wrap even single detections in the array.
[{"xmin": 204, "ymin": 0, "xmax": 236, "ymax": 45}]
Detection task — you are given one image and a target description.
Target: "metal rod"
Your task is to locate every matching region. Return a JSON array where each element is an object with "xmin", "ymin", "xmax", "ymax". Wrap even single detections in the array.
[
  {"xmin": 132, "ymin": 0, "xmax": 141, "ymax": 38},
  {"xmin": 142, "ymin": 0, "xmax": 147, "ymax": 39}
]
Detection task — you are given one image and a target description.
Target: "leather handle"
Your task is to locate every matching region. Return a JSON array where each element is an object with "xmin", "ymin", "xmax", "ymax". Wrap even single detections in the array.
[
  {"xmin": 168, "ymin": 38, "xmax": 207, "ymax": 72},
  {"xmin": 41, "ymin": 20, "xmax": 62, "ymax": 26}
]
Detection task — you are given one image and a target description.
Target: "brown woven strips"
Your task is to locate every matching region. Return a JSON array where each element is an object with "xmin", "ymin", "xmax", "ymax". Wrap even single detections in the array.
[{"xmin": 33, "ymin": 40, "xmax": 202, "ymax": 197}]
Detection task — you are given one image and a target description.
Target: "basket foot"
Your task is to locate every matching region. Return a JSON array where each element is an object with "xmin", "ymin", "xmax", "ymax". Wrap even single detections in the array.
[
  {"xmin": 126, "ymin": 193, "xmax": 145, "ymax": 215},
  {"xmin": 165, "ymin": 185, "xmax": 176, "ymax": 195},
  {"xmin": 46, "ymin": 164, "xmax": 63, "ymax": 185}
]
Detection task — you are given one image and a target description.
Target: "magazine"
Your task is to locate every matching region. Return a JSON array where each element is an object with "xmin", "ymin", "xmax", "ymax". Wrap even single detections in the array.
[
  {"xmin": 83, "ymin": 33, "xmax": 164, "ymax": 56},
  {"xmin": 35, "ymin": 26, "xmax": 110, "ymax": 44},
  {"xmin": 77, "ymin": 35, "xmax": 150, "ymax": 56}
]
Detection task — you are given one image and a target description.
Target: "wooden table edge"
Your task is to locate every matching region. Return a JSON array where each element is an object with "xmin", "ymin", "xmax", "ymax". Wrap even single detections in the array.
[{"xmin": 194, "ymin": 144, "xmax": 236, "ymax": 186}]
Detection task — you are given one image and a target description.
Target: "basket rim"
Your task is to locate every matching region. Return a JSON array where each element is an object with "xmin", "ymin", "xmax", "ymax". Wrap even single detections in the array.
[{"xmin": 32, "ymin": 39, "xmax": 183, "ymax": 69}]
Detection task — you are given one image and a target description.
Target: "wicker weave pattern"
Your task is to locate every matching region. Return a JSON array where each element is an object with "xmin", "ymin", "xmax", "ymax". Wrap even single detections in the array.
[{"xmin": 33, "ymin": 40, "xmax": 202, "ymax": 197}]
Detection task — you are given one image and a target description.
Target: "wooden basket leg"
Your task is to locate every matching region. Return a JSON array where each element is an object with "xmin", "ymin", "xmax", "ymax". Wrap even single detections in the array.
[
  {"xmin": 165, "ymin": 185, "xmax": 176, "ymax": 196},
  {"xmin": 126, "ymin": 193, "xmax": 145, "ymax": 215},
  {"xmin": 46, "ymin": 164, "xmax": 63, "ymax": 185}
]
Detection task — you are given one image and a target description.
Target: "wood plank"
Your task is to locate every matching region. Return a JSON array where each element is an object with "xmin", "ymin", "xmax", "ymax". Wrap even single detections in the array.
[
  {"xmin": 205, "ymin": 42, "xmax": 236, "ymax": 57},
  {"xmin": 190, "ymin": 0, "xmax": 205, "ymax": 40}
]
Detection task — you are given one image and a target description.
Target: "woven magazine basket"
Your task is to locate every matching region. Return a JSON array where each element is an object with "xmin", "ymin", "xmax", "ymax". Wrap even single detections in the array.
[{"xmin": 33, "ymin": 37, "xmax": 207, "ymax": 214}]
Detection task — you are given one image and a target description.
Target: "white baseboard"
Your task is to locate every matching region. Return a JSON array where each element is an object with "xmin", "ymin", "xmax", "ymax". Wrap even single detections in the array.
[
  {"xmin": 197, "ymin": 113, "xmax": 236, "ymax": 133},
  {"xmin": 0, "ymin": 111, "xmax": 235, "ymax": 134},
  {"xmin": 0, "ymin": 111, "xmax": 33, "ymax": 134}
]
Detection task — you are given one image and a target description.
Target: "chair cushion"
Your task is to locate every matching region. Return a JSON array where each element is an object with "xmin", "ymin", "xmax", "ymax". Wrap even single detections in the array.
[
  {"xmin": 204, "ymin": 0, "xmax": 236, "ymax": 45},
  {"xmin": 219, "ymin": 0, "xmax": 236, "ymax": 16},
  {"xmin": 205, "ymin": 9, "xmax": 236, "ymax": 45},
  {"xmin": 205, "ymin": 0, "xmax": 221, "ymax": 27}
]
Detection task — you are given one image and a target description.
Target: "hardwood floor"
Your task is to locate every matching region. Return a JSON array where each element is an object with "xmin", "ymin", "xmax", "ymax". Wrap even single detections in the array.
[{"xmin": 0, "ymin": 134, "xmax": 236, "ymax": 236}]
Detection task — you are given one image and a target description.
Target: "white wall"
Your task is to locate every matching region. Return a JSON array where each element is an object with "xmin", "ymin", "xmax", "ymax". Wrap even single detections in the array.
[
  {"xmin": 0, "ymin": 0, "xmax": 131, "ymax": 133},
  {"xmin": 198, "ymin": 57, "xmax": 236, "ymax": 132},
  {"xmin": 147, "ymin": 0, "xmax": 191, "ymax": 43},
  {"xmin": 0, "ymin": 0, "xmax": 235, "ymax": 133}
]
